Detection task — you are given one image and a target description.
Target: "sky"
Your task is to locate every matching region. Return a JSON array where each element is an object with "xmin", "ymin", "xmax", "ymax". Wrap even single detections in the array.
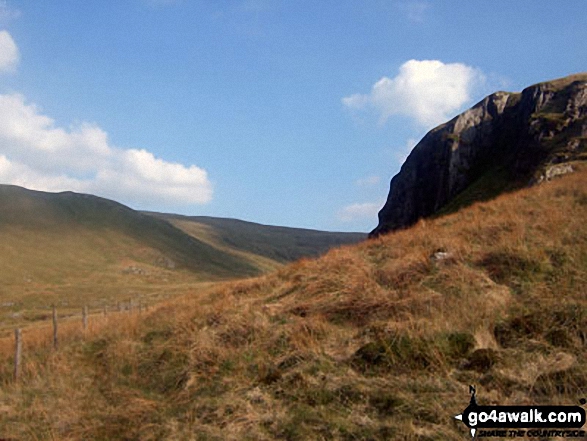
[{"xmin": 0, "ymin": 1, "xmax": 585, "ymax": 232}]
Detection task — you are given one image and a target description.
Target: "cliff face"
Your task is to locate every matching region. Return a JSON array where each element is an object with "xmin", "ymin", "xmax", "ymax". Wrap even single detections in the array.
[{"xmin": 370, "ymin": 73, "xmax": 587, "ymax": 237}]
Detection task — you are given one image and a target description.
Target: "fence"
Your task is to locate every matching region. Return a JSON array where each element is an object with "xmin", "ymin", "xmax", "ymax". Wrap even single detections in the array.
[{"xmin": 9, "ymin": 299, "xmax": 149, "ymax": 382}]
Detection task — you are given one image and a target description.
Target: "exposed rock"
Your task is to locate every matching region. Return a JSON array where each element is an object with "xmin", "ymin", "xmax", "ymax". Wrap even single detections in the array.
[
  {"xmin": 154, "ymin": 255, "xmax": 176, "ymax": 269},
  {"xmin": 122, "ymin": 266, "xmax": 149, "ymax": 275},
  {"xmin": 430, "ymin": 250, "xmax": 453, "ymax": 263},
  {"xmin": 530, "ymin": 163, "xmax": 574, "ymax": 185},
  {"xmin": 371, "ymin": 73, "xmax": 587, "ymax": 237}
]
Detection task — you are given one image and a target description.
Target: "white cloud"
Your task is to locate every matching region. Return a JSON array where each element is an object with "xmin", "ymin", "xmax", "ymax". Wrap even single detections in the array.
[
  {"xmin": 355, "ymin": 175, "xmax": 380, "ymax": 187},
  {"xmin": 0, "ymin": 30, "xmax": 18, "ymax": 72},
  {"xmin": 343, "ymin": 59, "xmax": 486, "ymax": 128},
  {"xmin": 338, "ymin": 202, "xmax": 383, "ymax": 222},
  {"xmin": 0, "ymin": 93, "xmax": 213, "ymax": 208}
]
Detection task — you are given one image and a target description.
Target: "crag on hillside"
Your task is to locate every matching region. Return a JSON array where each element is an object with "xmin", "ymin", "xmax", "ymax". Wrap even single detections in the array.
[{"xmin": 371, "ymin": 73, "xmax": 587, "ymax": 237}]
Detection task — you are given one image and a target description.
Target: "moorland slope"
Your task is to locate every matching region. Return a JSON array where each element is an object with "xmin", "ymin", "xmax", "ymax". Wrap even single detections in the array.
[{"xmin": 1, "ymin": 167, "xmax": 585, "ymax": 440}]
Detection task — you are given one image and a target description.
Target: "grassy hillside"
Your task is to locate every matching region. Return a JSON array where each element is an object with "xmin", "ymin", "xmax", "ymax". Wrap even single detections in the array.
[
  {"xmin": 0, "ymin": 186, "xmax": 265, "ymax": 331},
  {"xmin": 1, "ymin": 169, "xmax": 586, "ymax": 440},
  {"xmin": 0, "ymin": 186, "xmax": 365, "ymax": 332},
  {"xmin": 148, "ymin": 213, "xmax": 367, "ymax": 266},
  {"xmin": 0, "ymin": 185, "xmax": 261, "ymax": 276}
]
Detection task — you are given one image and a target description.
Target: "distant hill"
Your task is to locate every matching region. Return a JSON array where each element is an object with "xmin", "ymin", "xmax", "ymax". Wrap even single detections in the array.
[
  {"xmin": 146, "ymin": 213, "xmax": 366, "ymax": 268},
  {"xmin": 0, "ymin": 184, "xmax": 260, "ymax": 279},
  {"xmin": 371, "ymin": 72, "xmax": 587, "ymax": 236},
  {"xmin": 0, "ymin": 185, "xmax": 365, "ymax": 323}
]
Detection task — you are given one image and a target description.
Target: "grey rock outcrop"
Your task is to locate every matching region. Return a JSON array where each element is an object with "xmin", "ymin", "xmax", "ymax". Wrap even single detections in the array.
[{"xmin": 370, "ymin": 73, "xmax": 587, "ymax": 237}]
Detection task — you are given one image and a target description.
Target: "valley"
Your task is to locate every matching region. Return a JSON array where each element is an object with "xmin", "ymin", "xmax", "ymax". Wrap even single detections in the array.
[
  {"xmin": 0, "ymin": 185, "xmax": 364, "ymax": 334},
  {"xmin": 1, "ymin": 166, "xmax": 585, "ymax": 440}
]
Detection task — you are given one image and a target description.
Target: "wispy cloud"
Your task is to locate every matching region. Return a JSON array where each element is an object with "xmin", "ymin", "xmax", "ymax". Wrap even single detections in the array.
[
  {"xmin": 392, "ymin": 137, "xmax": 419, "ymax": 166},
  {"xmin": 0, "ymin": 30, "xmax": 18, "ymax": 72},
  {"xmin": 343, "ymin": 59, "xmax": 485, "ymax": 129},
  {"xmin": 355, "ymin": 175, "xmax": 381, "ymax": 188},
  {"xmin": 0, "ymin": 1, "xmax": 20, "ymax": 23},
  {"xmin": 396, "ymin": 1, "xmax": 430, "ymax": 23},
  {"xmin": 338, "ymin": 201, "xmax": 383, "ymax": 222}
]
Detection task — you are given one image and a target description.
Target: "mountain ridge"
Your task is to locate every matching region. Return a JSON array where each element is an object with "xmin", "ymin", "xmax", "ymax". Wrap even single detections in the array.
[
  {"xmin": 0, "ymin": 184, "xmax": 260, "ymax": 278},
  {"xmin": 146, "ymin": 212, "xmax": 366, "ymax": 265},
  {"xmin": 0, "ymin": 184, "xmax": 364, "ymax": 276}
]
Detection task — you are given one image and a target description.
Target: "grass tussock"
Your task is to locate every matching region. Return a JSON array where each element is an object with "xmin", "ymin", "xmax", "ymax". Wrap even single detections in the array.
[{"xmin": 0, "ymin": 169, "xmax": 586, "ymax": 440}]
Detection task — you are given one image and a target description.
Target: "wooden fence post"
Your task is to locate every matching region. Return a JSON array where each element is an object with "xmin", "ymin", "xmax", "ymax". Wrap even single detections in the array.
[
  {"xmin": 128, "ymin": 298, "xmax": 132, "ymax": 313},
  {"xmin": 52, "ymin": 305, "xmax": 58, "ymax": 350},
  {"xmin": 82, "ymin": 306, "xmax": 88, "ymax": 330},
  {"xmin": 14, "ymin": 328, "xmax": 22, "ymax": 381}
]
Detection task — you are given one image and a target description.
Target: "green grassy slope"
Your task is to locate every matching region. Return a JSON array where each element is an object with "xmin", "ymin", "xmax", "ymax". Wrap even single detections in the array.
[
  {"xmin": 0, "ymin": 185, "xmax": 260, "ymax": 278},
  {"xmin": 0, "ymin": 185, "xmax": 263, "ymax": 330},
  {"xmin": 147, "ymin": 213, "xmax": 367, "ymax": 264},
  {"xmin": 0, "ymin": 186, "xmax": 365, "ymax": 331}
]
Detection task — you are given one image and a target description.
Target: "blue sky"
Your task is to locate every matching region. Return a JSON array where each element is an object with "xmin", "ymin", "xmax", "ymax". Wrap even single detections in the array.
[{"xmin": 0, "ymin": 1, "xmax": 585, "ymax": 232}]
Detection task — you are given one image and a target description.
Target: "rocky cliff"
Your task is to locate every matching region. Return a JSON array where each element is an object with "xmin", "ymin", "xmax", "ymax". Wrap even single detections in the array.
[{"xmin": 370, "ymin": 73, "xmax": 587, "ymax": 237}]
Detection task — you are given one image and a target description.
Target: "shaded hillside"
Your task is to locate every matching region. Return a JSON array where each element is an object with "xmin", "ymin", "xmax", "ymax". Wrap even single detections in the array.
[
  {"xmin": 2, "ymin": 168, "xmax": 585, "ymax": 440},
  {"xmin": 148, "ymin": 213, "xmax": 366, "ymax": 264},
  {"xmin": 0, "ymin": 185, "xmax": 259, "ymax": 279},
  {"xmin": 0, "ymin": 185, "xmax": 260, "ymax": 329},
  {"xmin": 0, "ymin": 186, "xmax": 364, "ymax": 329},
  {"xmin": 372, "ymin": 72, "xmax": 587, "ymax": 236}
]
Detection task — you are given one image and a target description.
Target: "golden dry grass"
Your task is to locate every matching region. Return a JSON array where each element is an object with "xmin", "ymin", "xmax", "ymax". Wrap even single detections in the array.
[{"xmin": 1, "ymin": 167, "xmax": 586, "ymax": 440}]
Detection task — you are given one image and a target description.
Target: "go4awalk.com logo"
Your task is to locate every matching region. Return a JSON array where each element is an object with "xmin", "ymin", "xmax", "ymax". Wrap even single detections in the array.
[{"xmin": 454, "ymin": 386, "xmax": 586, "ymax": 438}]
